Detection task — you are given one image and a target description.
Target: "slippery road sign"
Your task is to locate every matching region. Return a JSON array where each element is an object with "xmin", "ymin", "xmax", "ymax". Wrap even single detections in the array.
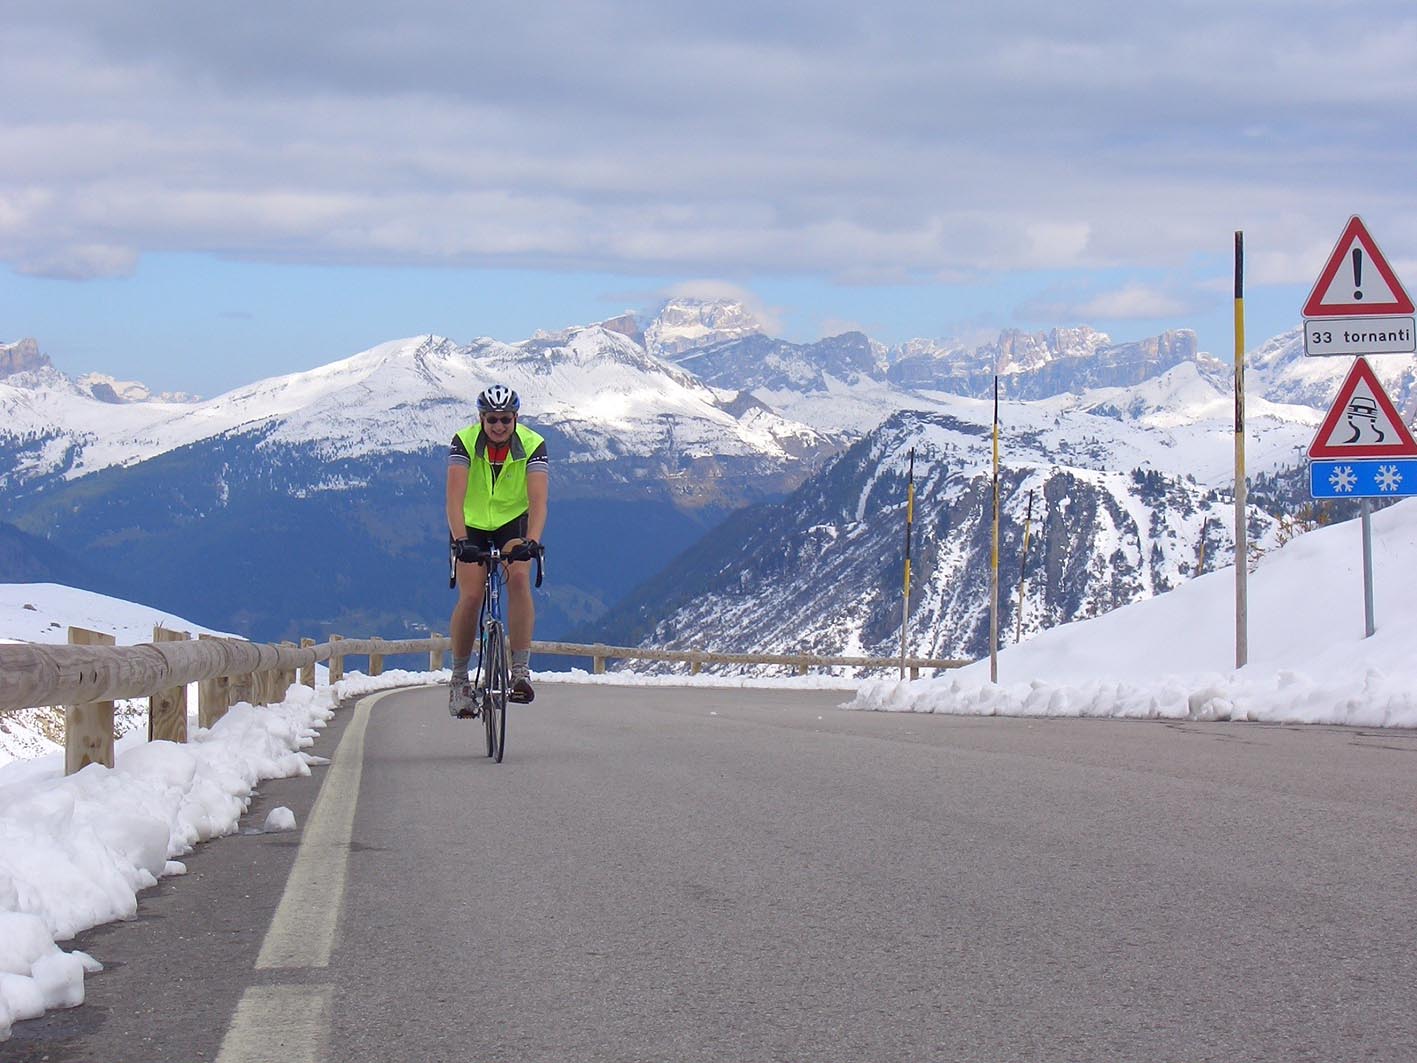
[{"xmin": 1307, "ymin": 357, "xmax": 1417, "ymax": 460}]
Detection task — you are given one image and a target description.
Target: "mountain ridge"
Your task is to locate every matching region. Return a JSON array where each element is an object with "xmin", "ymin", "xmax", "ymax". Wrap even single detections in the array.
[{"xmin": 0, "ymin": 304, "xmax": 1371, "ymax": 655}]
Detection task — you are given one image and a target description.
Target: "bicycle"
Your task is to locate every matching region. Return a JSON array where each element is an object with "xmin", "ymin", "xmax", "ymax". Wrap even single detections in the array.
[{"xmin": 449, "ymin": 540, "xmax": 544, "ymax": 763}]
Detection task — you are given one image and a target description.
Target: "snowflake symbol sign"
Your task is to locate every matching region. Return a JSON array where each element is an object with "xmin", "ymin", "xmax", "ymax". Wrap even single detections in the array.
[
  {"xmin": 1376, "ymin": 464, "xmax": 1404, "ymax": 493},
  {"xmin": 1329, "ymin": 465, "xmax": 1358, "ymax": 493}
]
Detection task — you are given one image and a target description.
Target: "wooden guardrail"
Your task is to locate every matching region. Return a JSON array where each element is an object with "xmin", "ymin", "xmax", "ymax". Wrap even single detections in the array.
[
  {"xmin": 533, "ymin": 641, "xmax": 968, "ymax": 678},
  {"xmin": 0, "ymin": 630, "xmax": 445, "ymax": 775},
  {"xmin": 0, "ymin": 629, "xmax": 966, "ymax": 775}
]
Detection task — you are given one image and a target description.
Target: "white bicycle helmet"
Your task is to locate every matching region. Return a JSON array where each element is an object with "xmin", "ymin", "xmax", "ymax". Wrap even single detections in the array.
[{"xmin": 477, "ymin": 384, "xmax": 520, "ymax": 413}]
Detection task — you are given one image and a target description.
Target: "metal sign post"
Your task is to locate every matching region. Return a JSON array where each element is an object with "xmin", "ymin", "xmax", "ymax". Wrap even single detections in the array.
[{"xmin": 1361, "ymin": 500, "xmax": 1375, "ymax": 638}]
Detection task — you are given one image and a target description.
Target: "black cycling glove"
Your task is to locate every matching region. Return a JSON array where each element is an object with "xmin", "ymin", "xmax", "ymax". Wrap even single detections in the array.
[
  {"xmin": 507, "ymin": 538, "xmax": 543, "ymax": 561},
  {"xmin": 452, "ymin": 538, "xmax": 484, "ymax": 564}
]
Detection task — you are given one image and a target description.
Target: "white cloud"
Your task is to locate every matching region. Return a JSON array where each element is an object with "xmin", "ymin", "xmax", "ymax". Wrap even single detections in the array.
[
  {"xmin": 15, "ymin": 244, "xmax": 138, "ymax": 281},
  {"xmin": 2, "ymin": 2, "xmax": 1415, "ymax": 284},
  {"xmin": 1073, "ymin": 284, "xmax": 1189, "ymax": 320}
]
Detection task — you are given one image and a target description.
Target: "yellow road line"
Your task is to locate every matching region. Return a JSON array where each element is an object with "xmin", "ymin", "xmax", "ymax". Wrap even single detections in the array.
[
  {"xmin": 255, "ymin": 688, "xmax": 392, "ymax": 969},
  {"xmin": 215, "ymin": 984, "xmax": 333, "ymax": 1063}
]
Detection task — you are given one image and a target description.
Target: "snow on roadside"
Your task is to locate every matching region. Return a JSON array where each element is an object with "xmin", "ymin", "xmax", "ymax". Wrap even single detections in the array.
[
  {"xmin": 852, "ymin": 498, "xmax": 1417, "ymax": 728},
  {"xmin": 0, "ymin": 670, "xmax": 421, "ymax": 1041}
]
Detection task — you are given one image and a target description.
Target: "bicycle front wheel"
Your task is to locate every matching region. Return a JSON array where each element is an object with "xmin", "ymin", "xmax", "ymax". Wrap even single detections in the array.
[{"xmin": 483, "ymin": 620, "xmax": 509, "ymax": 762}]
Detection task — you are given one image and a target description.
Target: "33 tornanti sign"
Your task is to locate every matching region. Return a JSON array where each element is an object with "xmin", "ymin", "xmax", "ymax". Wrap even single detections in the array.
[{"xmin": 1303, "ymin": 216, "xmax": 1416, "ymax": 357}]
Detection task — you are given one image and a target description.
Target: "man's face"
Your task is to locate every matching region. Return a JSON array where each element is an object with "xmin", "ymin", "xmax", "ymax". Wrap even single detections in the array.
[{"xmin": 482, "ymin": 411, "xmax": 516, "ymax": 443}]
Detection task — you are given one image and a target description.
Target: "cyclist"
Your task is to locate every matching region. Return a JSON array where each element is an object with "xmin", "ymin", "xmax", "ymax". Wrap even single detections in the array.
[{"xmin": 446, "ymin": 384, "xmax": 548, "ymax": 716}]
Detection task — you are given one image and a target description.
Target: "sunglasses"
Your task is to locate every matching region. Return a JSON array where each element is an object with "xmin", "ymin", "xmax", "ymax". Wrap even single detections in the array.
[{"xmin": 482, "ymin": 415, "xmax": 515, "ymax": 426}]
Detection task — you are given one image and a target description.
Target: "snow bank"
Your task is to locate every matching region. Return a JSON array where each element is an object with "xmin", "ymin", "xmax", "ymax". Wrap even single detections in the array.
[
  {"xmin": 853, "ymin": 498, "xmax": 1417, "ymax": 727},
  {"xmin": 0, "ymin": 673, "xmax": 411, "ymax": 1040}
]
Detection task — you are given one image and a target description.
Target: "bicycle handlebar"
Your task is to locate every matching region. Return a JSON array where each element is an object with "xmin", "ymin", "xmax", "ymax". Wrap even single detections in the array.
[{"xmin": 449, "ymin": 541, "xmax": 545, "ymax": 588}]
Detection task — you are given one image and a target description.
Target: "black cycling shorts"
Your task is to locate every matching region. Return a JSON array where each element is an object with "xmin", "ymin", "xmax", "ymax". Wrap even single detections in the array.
[{"xmin": 457, "ymin": 513, "xmax": 528, "ymax": 556}]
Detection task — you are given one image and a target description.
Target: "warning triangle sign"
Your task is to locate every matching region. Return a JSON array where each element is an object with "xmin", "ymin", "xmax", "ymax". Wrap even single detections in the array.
[
  {"xmin": 1308, "ymin": 357, "xmax": 1417, "ymax": 459},
  {"xmin": 1303, "ymin": 215, "xmax": 1414, "ymax": 317}
]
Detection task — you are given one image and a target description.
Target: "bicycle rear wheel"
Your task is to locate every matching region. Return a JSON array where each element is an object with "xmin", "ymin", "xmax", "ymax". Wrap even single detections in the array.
[{"xmin": 482, "ymin": 620, "xmax": 509, "ymax": 762}]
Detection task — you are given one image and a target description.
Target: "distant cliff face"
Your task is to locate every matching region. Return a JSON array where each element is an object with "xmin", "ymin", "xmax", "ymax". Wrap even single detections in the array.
[
  {"xmin": 887, "ymin": 329, "xmax": 1202, "ymax": 399},
  {"xmin": 0, "ymin": 339, "xmax": 48, "ymax": 378},
  {"xmin": 644, "ymin": 298, "xmax": 765, "ymax": 358}
]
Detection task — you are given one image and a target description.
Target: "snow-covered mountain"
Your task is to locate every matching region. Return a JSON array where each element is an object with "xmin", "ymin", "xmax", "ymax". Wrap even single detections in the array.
[
  {"xmin": 1, "ymin": 311, "xmax": 1346, "ymax": 501},
  {"xmin": 643, "ymin": 297, "xmax": 765, "ymax": 358},
  {"xmin": 0, "ymin": 328, "xmax": 827, "ymax": 503},
  {"xmin": 2, "ymin": 337, "xmax": 199, "ymax": 405},
  {"xmin": 1247, "ymin": 326, "xmax": 1417, "ymax": 424},
  {"xmin": 0, "ymin": 303, "xmax": 1367, "ymax": 656},
  {"xmin": 587, "ymin": 357, "xmax": 1324, "ymax": 662},
  {"xmin": 895, "ymin": 327, "xmax": 1230, "ymax": 400},
  {"xmin": 0, "ymin": 323, "xmax": 835, "ymax": 644},
  {"xmin": 73, "ymin": 372, "xmax": 200, "ymax": 405},
  {"xmin": 668, "ymin": 331, "xmax": 887, "ymax": 394},
  {"xmin": 667, "ymin": 323, "xmax": 1223, "ymax": 405}
]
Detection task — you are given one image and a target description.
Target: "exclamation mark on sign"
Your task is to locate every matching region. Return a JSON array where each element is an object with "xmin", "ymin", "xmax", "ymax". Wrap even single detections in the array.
[{"xmin": 1353, "ymin": 247, "xmax": 1364, "ymax": 300}]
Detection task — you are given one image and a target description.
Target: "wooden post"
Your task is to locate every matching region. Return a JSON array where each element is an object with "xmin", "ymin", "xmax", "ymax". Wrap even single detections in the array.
[
  {"xmin": 250, "ymin": 669, "xmax": 270, "ymax": 706},
  {"xmin": 369, "ymin": 637, "xmax": 384, "ymax": 677},
  {"xmin": 593, "ymin": 645, "xmax": 606, "ymax": 675},
  {"xmin": 690, "ymin": 658, "xmax": 701, "ymax": 676},
  {"xmin": 198, "ymin": 633, "xmax": 231, "ymax": 727},
  {"xmin": 199, "ymin": 672, "xmax": 231, "ymax": 726},
  {"xmin": 300, "ymin": 638, "xmax": 316, "ymax": 688},
  {"xmin": 66, "ymin": 626, "xmax": 116, "ymax": 775},
  {"xmin": 429, "ymin": 633, "xmax": 443, "ymax": 672},
  {"xmin": 229, "ymin": 665, "xmax": 255, "ymax": 708},
  {"xmin": 328, "ymin": 634, "xmax": 344, "ymax": 684},
  {"xmin": 149, "ymin": 626, "xmax": 190, "ymax": 743},
  {"xmin": 275, "ymin": 642, "xmax": 295, "ymax": 701}
]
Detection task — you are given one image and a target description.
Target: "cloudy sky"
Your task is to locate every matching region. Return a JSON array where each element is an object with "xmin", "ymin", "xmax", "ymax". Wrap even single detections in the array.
[{"xmin": 4, "ymin": 1, "xmax": 1416, "ymax": 394}]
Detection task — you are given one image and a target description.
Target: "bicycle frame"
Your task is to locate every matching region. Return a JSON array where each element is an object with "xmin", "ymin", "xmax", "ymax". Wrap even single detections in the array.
[
  {"xmin": 450, "ymin": 540, "xmax": 544, "ymax": 763},
  {"xmin": 477, "ymin": 551, "xmax": 508, "ymax": 669},
  {"xmin": 473, "ymin": 548, "xmax": 511, "ymax": 762}
]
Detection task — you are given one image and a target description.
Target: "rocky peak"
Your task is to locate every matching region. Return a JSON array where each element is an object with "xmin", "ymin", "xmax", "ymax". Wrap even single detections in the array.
[
  {"xmin": 644, "ymin": 298, "xmax": 764, "ymax": 358},
  {"xmin": 994, "ymin": 327, "xmax": 1111, "ymax": 374},
  {"xmin": 75, "ymin": 372, "xmax": 200, "ymax": 404},
  {"xmin": 0, "ymin": 339, "xmax": 49, "ymax": 378},
  {"xmin": 886, "ymin": 326, "xmax": 1206, "ymax": 399},
  {"xmin": 596, "ymin": 313, "xmax": 645, "ymax": 347}
]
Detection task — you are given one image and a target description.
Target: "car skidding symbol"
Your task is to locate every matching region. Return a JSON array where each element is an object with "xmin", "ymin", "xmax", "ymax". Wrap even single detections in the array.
[{"xmin": 1344, "ymin": 396, "xmax": 1385, "ymax": 444}]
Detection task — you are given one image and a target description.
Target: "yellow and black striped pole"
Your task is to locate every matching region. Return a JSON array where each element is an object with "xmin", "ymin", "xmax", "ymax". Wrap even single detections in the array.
[
  {"xmin": 1234, "ymin": 231, "xmax": 1248, "ymax": 668},
  {"xmin": 990, "ymin": 377, "xmax": 1001, "ymax": 683},
  {"xmin": 899, "ymin": 447, "xmax": 915, "ymax": 680},
  {"xmin": 1015, "ymin": 488, "xmax": 1035, "ymax": 644}
]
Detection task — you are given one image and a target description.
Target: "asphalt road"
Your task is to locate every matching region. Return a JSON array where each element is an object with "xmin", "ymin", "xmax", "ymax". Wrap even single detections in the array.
[{"xmin": 10, "ymin": 681, "xmax": 1417, "ymax": 1062}]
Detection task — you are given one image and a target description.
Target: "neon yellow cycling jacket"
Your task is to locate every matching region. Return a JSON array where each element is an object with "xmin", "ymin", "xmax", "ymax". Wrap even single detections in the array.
[{"xmin": 455, "ymin": 422, "xmax": 546, "ymax": 531}]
